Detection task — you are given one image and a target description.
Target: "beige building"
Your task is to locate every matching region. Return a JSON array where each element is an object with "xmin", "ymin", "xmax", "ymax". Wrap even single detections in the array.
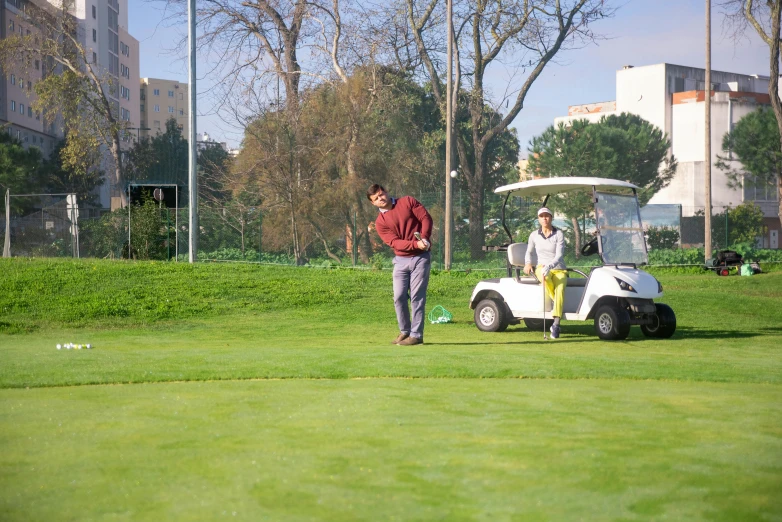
[
  {"xmin": 140, "ymin": 78, "xmax": 189, "ymax": 140},
  {"xmin": 1, "ymin": 0, "xmax": 141, "ymax": 209}
]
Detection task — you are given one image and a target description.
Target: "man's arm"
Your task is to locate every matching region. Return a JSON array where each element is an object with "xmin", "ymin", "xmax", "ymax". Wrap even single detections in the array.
[
  {"xmin": 375, "ymin": 217, "xmax": 417, "ymax": 252},
  {"xmin": 410, "ymin": 198, "xmax": 433, "ymax": 242}
]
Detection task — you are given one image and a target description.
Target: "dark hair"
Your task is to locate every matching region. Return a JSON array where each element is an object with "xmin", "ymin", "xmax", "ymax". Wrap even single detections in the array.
[{"xmin": 366, "ymin": 184, "xmax": 385, "ymax": 200}]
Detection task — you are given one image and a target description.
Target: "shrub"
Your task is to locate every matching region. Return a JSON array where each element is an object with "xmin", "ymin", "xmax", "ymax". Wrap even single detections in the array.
[{"xmin": 646, "ymin": 226, "xmax": 680, "ymax": 250}]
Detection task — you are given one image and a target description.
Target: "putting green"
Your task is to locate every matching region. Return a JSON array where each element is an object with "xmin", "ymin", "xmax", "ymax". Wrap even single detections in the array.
[{"xmin": 1, "ymin": 378, "xmax": 780, "ymax": 520}]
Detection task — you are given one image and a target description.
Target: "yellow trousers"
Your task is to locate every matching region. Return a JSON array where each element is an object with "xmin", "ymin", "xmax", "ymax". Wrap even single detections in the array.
[{"xmin": 535, "ymin": 267, "xmax": 567, "ymax": 318}]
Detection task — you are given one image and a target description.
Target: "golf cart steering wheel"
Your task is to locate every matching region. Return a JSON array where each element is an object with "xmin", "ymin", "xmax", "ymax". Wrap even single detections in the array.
[{"xmin": 581, "ymin": 236, "xmax": 599, "ymax": 257}]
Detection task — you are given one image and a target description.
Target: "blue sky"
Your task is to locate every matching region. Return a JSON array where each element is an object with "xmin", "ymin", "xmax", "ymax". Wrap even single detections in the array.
[{"xmin": 129, "ymin": 0, "xmax": 769, "ymax": 154}]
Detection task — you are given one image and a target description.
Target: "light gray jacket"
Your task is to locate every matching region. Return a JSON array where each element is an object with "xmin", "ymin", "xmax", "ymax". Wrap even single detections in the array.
[{"xmin": 525, "ymin": 227, "xmax": 566, "ymax": 274}]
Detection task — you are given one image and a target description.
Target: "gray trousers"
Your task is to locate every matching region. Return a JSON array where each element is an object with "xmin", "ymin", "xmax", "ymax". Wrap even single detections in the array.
[{"xmin": 392, "ymin": 252, "xmax": 431, "ymax": 339}]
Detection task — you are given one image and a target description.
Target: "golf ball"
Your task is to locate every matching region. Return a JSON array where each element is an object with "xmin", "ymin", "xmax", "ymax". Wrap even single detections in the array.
[
  {"xmin": 56, "ymin": 344, "xmax": 62, "ymax": 350},
  {"xmin": 77, "ymin": 344, "xmax": 82, "ymax": 350},
  {"xmin": 66, "ymin": 344, "xmax": 72, "ymax": 350},
  {"xmin": 86, "ymin": 344, "xmax": 92, "ymax": 349}
]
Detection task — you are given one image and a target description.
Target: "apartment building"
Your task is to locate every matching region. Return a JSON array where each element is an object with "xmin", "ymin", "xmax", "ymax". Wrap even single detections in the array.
[
  {"xmin": 140, "ymin": 78, "xmax": 188, "ymax": 140},
  {"xmin": 1, "ymin": 0, "xmax": 61, "ymax": 154},
  {"xmin": 1, "ymin": 0, "xmax": 140, "ymax": 209},
  {"xmin": 553, "ymin": 63, "xmax": 779, "ymax": 247}
]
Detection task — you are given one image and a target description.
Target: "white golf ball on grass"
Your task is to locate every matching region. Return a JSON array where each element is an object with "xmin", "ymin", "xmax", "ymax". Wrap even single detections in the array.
[{"xmin": 56, "ymin": 344, "xmax": 62, "ymax": 350}]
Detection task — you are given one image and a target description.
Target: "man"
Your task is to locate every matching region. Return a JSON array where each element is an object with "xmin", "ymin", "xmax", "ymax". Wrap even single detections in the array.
[
  {"xmin": 367, "ymin": 184, "xmax": 433, "ymax": 346},
  {"xmin": 524, "ymin": 207, "xmax": 567, "ymax": 339}
]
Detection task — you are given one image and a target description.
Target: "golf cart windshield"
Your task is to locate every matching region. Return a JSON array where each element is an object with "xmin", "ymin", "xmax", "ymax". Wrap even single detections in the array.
[{"xmin": 596, "ymin": 191, "xmax": 648, "ymax": 265}]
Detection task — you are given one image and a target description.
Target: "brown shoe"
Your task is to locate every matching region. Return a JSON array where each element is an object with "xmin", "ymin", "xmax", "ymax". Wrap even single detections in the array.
[
  {"xmin": 397, "ymin": 336, "xmax": 423, "ymax": 346},
  {"xmin": 392, "ymin": 333, "xmax": 409, "ymax": 344}
]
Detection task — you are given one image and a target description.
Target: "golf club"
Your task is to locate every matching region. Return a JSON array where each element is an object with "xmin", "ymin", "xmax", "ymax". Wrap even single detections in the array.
[{"xmin": 542, "ymin": 274, "xmax": 548, "ymax": 340}]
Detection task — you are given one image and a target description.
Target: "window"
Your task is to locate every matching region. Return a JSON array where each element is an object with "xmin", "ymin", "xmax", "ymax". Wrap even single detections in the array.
[
  {"xmin": 154, "ymin": 105, "xmax": 160, "ymax": 112},
  {"xmin": 93, "ymin": 52, "xmax": 97, "ymax": 64},
  {"xmin": 36, "ymin": 112, "xmax": 40, "ymax": 121},
  {"xmin": 744, "ymin": 176, "xmax": 780, "ymax": 202},
  {"xmin": 141, "ymin": 104, "xmax": 145, "ymax": 112},
  {"xmin": 93, "ymin": 29, "xmax": 96, "ymax": 42},
  {"xmin": 153, "ymin": 89, "xmax": 160, "ymax": 96},
  {"xmin": 19, "ymin": 103, "xmax": 24, "ymax": 114},
  {"xmin": 92, "ymin": 5, "xmax": 97, "ymax": 18},
  {"xmin": 168, "ymin": 106, "xmax": 174, "ymax": 113},
  {"xmin": 9, "ymin": 20, "xmax": 13, "ymax": 32},
  {"xmin": 10, "ymin": 101, "xmax": 15, "ymax": 112},
  {"xmin": 179, "ymin": 93, "xmax": 184, "ymax": 100},
  {"xmin": 179, "ymin": 109, "xmax": 184, "ymax": 116},
  {"xmin": 27, "ymin": 81, "xmax": 31, "ymax": 91},
  {"xmin": 35, "ymin": 60, "xmax": 39, "ymax": 70},
  {"xmin": 28, "ymin": 106, "xmax": 33, "ymax": 118},
  {"xmin": 168, "ymin": 90, "xmax": 174, "ymax": 97},
  {"xmin": 10, "ymin": 74, "xmax": 15, "ymax": 85}
]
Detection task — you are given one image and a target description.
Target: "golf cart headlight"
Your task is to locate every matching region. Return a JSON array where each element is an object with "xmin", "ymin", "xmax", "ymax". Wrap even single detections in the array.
[{"xmin": 614, "ymin": 277, "xmax": 637, "ymax": 293}]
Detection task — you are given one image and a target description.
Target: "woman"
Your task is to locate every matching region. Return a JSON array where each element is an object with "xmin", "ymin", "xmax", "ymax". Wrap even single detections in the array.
[{"xmin": 523, "ymin": 207, "xmax": 567, "ymax": 339}]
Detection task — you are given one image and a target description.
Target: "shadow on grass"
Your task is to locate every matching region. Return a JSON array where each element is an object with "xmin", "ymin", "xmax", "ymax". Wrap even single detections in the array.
[{"xmin": 488, "ymin": 323, "xmax": 770, "ymax": 341}]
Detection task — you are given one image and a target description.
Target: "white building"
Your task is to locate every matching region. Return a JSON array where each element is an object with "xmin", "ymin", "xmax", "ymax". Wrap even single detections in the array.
[
  {"xmin": 1, "ymin": 0, "xmax": 140, "ymax": 210},
  {"xmin": 554, "ymin": 63, "xmax": 779, "ymax": 247}
]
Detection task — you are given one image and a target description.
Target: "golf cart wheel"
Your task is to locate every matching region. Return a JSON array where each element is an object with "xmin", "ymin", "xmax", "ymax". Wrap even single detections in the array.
[
  {"xmin": 593, "ymin": 304, "xmax": 631, "ymax": 340},
  {"xmin": 523, "ymin": 318, "xmax": 545, "ymax": 331},
  {"xmin": 474, "ymin": 299, "xmax": 509, "ymax": 332},
  {"xmin": 640, "ymin": 303, "xmax": 676, "ymax": 339}
]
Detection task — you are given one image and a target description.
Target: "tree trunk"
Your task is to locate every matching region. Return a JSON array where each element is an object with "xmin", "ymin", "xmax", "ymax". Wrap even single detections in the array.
[
  {"xmin": 571, "ymin": 216, "xmax": 582, "ymax": 260},
  {"xmin": 468, "ymin": 161, "xmax": 486, "ymax": 260}
]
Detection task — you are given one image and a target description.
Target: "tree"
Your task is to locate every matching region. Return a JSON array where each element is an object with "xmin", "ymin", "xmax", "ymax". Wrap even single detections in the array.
[
  {"xmin": 42, "ymin": 140, "xmax": 105, "ymax": 208},
  {"xmin": 124, "ymin": 119, "xmax": 189, "ymax": 190},
  {"xmin": 0, "ymin": 0, "xmax": 129, "ymax": 196},
  {"xmin": 403, "ymin": 0, "xmax": 612, "ymax": 259},
  {"xmin": 719, "ymin": 0, "xmax": 782, "ymax": 227},
  {"xmin": 0, "ymin": 132, "xmax": 47, "ymax": 213},
  {"xmin": 717, "ymin": 106, "xmax": 782, "ymax": 228},
  {"xmin": 527, "ymin": 113, "xmax": 677, "ymax": 254}
]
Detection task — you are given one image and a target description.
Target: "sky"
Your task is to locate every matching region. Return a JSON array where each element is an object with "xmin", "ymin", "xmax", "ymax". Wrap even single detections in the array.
[{"xmin": 129, "ymin": 0, "xmax": 770, "ymax": 155}]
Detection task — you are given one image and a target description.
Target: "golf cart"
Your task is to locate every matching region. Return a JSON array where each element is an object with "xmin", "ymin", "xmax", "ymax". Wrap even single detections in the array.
[{"xmin": 469, "ymin": 177, "xmax": 676, "ymax": 340}]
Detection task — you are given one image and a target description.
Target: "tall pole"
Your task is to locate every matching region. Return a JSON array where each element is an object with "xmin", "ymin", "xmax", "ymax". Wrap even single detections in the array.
[
  {"xmin": 188, "ymin": 0, "xmax": 198, "ymax": 263},
  {"xmin": 704, "ymin": 0, "xmax": 713, "ymax": 260},
  {"xmin": 444, "ymin": 0, "xmax": 454, "ymax": 270},
  {"xmin": 3, "ymin": 189, "xmax": 10, "ymax": 258}
]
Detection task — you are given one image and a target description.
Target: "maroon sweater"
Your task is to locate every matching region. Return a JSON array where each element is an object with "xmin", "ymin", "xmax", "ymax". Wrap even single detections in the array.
[{"xmin": 375, "ymin": 196, "xmax": 433, "ymax": 257}]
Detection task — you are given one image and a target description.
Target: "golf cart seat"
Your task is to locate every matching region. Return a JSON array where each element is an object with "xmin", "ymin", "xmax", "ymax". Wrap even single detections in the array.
[
  {"xmin": 507, "ymin": 243, "xmax": 538, "ymax": 284},
  {"xmin": 508, "ymin": 242, "xmax": 589, "ymax": 287}
]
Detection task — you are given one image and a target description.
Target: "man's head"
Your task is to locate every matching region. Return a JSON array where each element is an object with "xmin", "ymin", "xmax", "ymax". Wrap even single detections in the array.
[{"xmin": 367, "ymin": 184, "xmax": 392, "ymax": 210}]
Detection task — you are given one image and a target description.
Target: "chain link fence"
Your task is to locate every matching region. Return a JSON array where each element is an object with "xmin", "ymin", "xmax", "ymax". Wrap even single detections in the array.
[{"xmin": 3, "ymin": 189, "xmax": 780, "ymax": 269}]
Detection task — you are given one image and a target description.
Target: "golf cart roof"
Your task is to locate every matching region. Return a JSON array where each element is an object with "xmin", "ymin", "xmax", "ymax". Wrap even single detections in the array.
[{"xmin": 494, "ymin": 177, "xmax": 639, "ymax": 198}]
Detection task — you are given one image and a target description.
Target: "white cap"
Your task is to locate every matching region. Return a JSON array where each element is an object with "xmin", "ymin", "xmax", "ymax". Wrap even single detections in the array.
[{"xmin": 537, "ymin": 207, "xmax": 553, "ymax": 217}]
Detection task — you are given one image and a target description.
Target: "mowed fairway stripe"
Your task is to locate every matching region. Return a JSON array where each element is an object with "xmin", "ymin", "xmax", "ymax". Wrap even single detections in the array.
[{"xmin": 1, "ymin": 379, "xmax": 780, "ymax": 521}]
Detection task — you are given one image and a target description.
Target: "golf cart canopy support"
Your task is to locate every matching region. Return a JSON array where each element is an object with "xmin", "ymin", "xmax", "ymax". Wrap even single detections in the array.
[{"xmin": 492, "ymin": 177, "xmax": 641, "ymax": 247}]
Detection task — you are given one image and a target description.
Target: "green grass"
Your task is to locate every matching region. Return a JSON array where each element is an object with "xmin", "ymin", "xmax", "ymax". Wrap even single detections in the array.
[{"xmin": 1, "ymin": 259, "xmax": 781, "ymax": 520}]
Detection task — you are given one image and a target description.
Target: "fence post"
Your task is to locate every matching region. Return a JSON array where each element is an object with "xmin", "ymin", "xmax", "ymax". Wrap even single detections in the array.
[
  {"xmin": 352, "ymin": 212, "xmax": 358, "ymax": 266},
  {"xmin": 258, "ymin": 211, "xmax": 262, "ymax": 263},
  {"xmin": 725, "ymin": 210, "xmax": 729, "ymax": 248},
  {"xmin": 3, "ymin": 189, "xmax": 10, "ymax": 258}
]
